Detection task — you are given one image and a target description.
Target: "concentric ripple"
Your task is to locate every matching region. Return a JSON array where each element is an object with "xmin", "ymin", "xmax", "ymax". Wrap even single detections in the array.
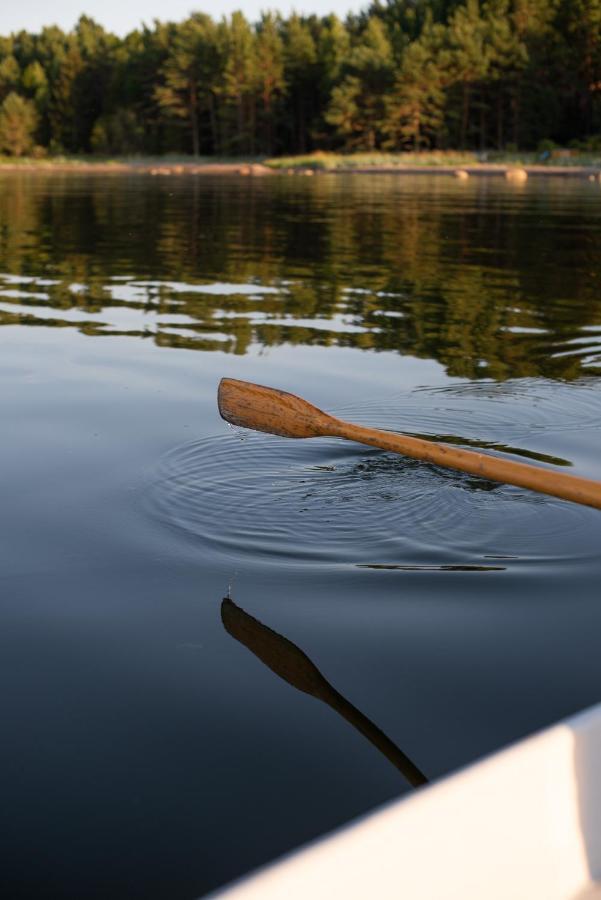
[{"xmin": 147, "ymin": 380, "xmax": 601, "ymax": 570}]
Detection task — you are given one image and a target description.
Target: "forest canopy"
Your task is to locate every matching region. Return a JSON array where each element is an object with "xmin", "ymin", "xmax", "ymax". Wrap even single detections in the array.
[{"xmin": 0, "ymin": 0, "xmax": 600, "ymax": 157}]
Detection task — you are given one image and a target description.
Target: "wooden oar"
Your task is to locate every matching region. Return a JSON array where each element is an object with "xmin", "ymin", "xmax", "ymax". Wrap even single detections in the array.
[
  {"xmin": 218, "ymin": 378, "xmax": 601, "ymax": 511},
  {"xmin": 221, "ymin": 597, "xmax": 427, "ymax": 787}
]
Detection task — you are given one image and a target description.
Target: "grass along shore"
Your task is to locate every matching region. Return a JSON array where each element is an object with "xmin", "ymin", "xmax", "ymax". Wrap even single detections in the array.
[
  {"xmin": 0, "ymin": 151, "xmax": 600, "ymax": 176},
  {"xmin": 264, "ymin": 150, "xmax": 601, "ymax": 170}
]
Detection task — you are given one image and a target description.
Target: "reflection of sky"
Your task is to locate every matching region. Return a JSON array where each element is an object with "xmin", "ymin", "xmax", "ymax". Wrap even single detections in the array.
[
  {"xmin": 2, "ymin": 251, "xmax": 601, "ymax": 375},
  {"xmin": 0, "ymin": 0, "xmax": 365, "ymax": 36},
  {"xmin": 0, "ymin": 274, "xmax": 388, "ymax": 345}
]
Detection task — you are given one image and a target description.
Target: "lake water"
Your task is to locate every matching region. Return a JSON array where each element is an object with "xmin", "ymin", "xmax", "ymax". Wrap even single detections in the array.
[{"xmin": 1, "ymin": 172, "xmax": 601, "ymax": 898}]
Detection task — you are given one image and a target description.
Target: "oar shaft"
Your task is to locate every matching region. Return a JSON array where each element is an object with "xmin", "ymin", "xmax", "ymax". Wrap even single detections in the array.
[
  {"xmin": 218, "ymin": 378, "xmax": 601, "ymax": 510},
  {"xmin": 329, "ymin": 420, "xmax": 601, "ymax": 511}
]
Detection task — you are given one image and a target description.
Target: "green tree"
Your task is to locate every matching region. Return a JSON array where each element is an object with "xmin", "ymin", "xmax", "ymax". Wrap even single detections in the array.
[
  {"xmin": 444, "ymin": 0, "xmax": 491, "ymax": 148},
  {"xmin": 254, "ymin": 14, "xmax": 285, "ymax": 154},
  {"xmin": 91, "ymin": 108, "xmax": 144, "ymax": 154},
  {"xmin": 0, "ymin": 54, "xmax": 20, "ymax": 100},
  {"xmin": 72, "ymin": 16, "xmax": 118, "ymax": 151},
  {"xmin": 283, "ymin": 15, "xmax": 318, "ymax": 152},
  {"xmin": 22, "ymin": 60, "xmax": 48, "ymax": 106},
  {"xmin": 507, "ymin": 0, "xmax": 560, "ymax": 147},
  {"xmin": 483, "ymin": 0, "xmax": 528, "ymax": 148},
  {"xmin": 559, "ymin": 0, "xmax": 601, "ymax": 135},
  {"xmin": 325, "ymin": 17, "xmax": 394, "ymax": 150},
  {"xmin": 384, "ymin": 18, "xmax": 447, "ymax": 148},
  {"xmin": 218, "ymin": 12, "xmax": 256, "ymax": 154},
  {"xmin": 113, "ymin": 25, "xmax": 170, "ymax": 155},
  {"xmin": 53, "ymin": 46, "xmax": 83, "ymax": 151},
  {"xmin": 155, "ymin": 15, "xmax": 220, "ymax": 156},
  {"xmin": 313, "ymin": 15, "xmax": 350, "ymax": 145},
  {"xmin": 0, "ymin": 91, "xmax": 37, "ymax": 155}
]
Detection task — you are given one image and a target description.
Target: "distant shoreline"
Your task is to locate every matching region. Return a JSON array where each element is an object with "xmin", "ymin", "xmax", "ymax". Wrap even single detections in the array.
[{"xmin": 0, "ymin": 159, "xmax": 600, "ymax": 178}]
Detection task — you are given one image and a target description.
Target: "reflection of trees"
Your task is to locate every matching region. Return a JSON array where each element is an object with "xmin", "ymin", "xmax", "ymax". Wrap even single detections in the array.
[{"xmin": 0, "ymin": 173, "xmax": 600, "ymax": 379}]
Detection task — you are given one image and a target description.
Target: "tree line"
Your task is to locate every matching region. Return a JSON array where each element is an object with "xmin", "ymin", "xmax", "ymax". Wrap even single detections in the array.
[{"xmin": 0, "ymin": 0, "xmax": 600, "ymax": 158}]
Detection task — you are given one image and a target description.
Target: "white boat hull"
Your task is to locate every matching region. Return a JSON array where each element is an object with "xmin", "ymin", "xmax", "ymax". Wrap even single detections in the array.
[{"xmin": 214, "ymin": 702, "xmax": 601, "ymax": 899}]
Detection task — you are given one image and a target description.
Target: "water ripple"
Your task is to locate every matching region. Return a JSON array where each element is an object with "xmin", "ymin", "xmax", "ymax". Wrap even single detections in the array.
[{"xmin": 146, "ymin": 381, "xmax": 601, "ymax": 571}]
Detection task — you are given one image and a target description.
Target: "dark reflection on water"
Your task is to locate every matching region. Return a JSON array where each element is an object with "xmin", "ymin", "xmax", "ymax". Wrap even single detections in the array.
[
  {"xmin": 221, "ymin": 597, "xmax": 428, "ymax": 787},
  {"xmin": 2, "ymin": 173, "xmax": 601, "ymax": 899},
  {"xmin": 1, "ymin": 173, "xmax": 601, "ymax": 378}
]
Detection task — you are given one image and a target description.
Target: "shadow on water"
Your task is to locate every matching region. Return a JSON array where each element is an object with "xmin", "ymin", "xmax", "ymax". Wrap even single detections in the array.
[
  {"xmin": 405, "ymin": 432, "xmax": 572, "ymax": 467},
  {"xmin": 356, "ymin": 563, "xmax": 505, "ymax": 571},
  {"xmin": 221, "ymin": 596, "xmax": 428, "ymax": 788}
]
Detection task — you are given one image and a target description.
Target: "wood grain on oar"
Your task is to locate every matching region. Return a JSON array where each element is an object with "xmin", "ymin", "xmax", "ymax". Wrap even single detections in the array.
[
  {"xmin": 221, "ymin": 597, "xmax": 428, "ymax": 787},
  {"xmin": 218, "ymin": 377, "xmax": 337, "ymax": 438},
  {"xmin": 218, "ymin": 378, "xmax": 601, "ymax": 511}
]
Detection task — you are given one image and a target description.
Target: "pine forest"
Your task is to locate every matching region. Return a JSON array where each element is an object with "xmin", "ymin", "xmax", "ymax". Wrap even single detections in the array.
[{"xmin": 0, "ymin": 0, "xmax": 600, "ymax": 158}]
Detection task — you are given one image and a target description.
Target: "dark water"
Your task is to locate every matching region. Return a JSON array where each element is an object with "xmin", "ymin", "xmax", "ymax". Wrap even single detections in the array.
[{"xmin": 1, "ymin": 172, "xmax": 601, "ymax": 898}]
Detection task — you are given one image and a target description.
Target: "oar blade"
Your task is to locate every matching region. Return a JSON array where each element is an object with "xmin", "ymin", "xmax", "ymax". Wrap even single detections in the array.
[{"xmin": 218, "ymin": 378, "xmax": 335, "ymax": 439}]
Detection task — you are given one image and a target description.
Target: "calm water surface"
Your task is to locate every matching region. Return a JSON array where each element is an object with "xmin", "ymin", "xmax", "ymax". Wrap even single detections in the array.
[{"xmin": 1, "ymin": 172, "xmax": 601, "ymax": 898}]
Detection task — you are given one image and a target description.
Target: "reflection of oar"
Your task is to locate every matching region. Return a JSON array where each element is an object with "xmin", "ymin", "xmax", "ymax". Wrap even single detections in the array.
[
  {"xmin": 218, "ymin": 378, "xmax": 601, "ymax": 510},
  {"xmin": 221, "ymin": 598, "xmax": 427, "ymax": 787}
]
